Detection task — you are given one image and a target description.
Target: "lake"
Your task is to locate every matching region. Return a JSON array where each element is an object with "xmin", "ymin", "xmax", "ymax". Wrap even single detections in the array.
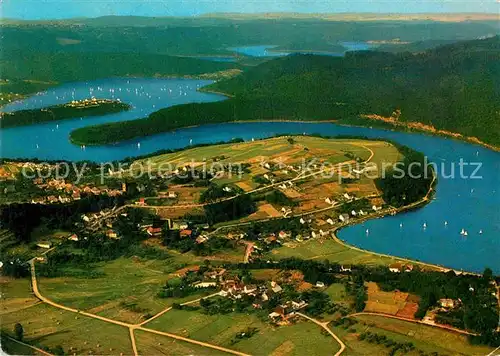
[
  {"xmin": 0, "ymin": 78, "xmax": 498, "ymax": 274},
  {"xmin": 229, "ymin": 41, "xmax": 378, "ymax": 57}
]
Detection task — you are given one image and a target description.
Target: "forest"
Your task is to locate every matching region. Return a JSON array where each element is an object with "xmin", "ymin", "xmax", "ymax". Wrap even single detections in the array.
[
  {"xmin": 0, "ymin": 100, "xmax": 130, "ymax": 128},
  {"xmin": 69, "ymin": 36, "xmax": 500, "ymax": 147}
]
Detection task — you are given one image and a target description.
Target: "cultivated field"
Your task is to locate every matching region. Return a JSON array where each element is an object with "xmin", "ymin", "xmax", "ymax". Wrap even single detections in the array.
[
  {"xmin": 35, "ymin": 256, "xmax": 217, "ymax": 324},
  {"xmin": 341, "ymin": 314, "xmax": 496, "ymax": 356},
  {"xmin": 145, "ymin": 309, "xmax": 341, "ymax": 355},
  {"xmin": 267, "ymin": 238, "xmax": 400, "ymax": 266},
  {"xmin": 364, "ymin": 282, "xmax": 420, "ymax": 318}
]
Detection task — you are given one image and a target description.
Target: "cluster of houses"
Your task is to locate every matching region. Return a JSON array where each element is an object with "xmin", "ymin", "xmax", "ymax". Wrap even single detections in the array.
[
  {"xmin": 190, "ymin": 268, "xmax": 309, "ymax": 324},
  {"xmin": 388, "ymin": 263, "xmax": 414, "ymax": 273},
  {"xmin": 29, "ymin": 178, "xmax": 125, "ymax": 205},
  {"xmin": 67, "ymin": 98, "xmax": 116, "ymax": 108}
]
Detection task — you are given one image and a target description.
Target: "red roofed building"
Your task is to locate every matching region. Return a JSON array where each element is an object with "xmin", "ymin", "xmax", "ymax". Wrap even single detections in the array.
[{"xmin": 180, "ymin": 230, "xmax": 192, "ymax": 238}]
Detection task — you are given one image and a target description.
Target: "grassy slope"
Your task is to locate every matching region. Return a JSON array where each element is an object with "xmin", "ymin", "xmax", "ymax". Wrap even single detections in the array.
[{"xmin": 69, "ymin": 36, "xmax": 500, "ymax": 146}]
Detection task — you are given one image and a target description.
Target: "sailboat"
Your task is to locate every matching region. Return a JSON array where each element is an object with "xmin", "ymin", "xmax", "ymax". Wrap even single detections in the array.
[
  {"xmin": 423, "ymin": 223, "xmax": 427, "ymax": 229},
  {"xmin": 137, "ymin": 142, "xmax": 141, "ymax": 149},
  {"xmin": 400, "ymin": 223, "xmax": 403, "ymax": 228},
  {"xmin": 479, "ymin": 230, "xmax": 483, "ymax": 235},
  {"xmin": 444, "ymin": 221, "xmax": 448, "ymax": 226},
  {"xmin": 365, "ymin": 229, "xmax": 369, "ymax": 235},
  {"xmin": 460, "ymin": 228, "xmax": 468, "ymax": 236}
]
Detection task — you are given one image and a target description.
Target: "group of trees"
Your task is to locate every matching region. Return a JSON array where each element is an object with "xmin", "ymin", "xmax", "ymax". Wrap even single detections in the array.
[
  {"xmin": 0, "ymin": 101, "xmax": 130, "ymax": 129},
  {"xmin": 376, "ymin": 145, "xmax": 435, "ymax": 207}
]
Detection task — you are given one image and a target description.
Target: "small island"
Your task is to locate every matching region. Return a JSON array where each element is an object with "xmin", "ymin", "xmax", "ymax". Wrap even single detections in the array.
[{"xmin": 0, "ymin": 98, "xmax": 131, "ymax": 129}]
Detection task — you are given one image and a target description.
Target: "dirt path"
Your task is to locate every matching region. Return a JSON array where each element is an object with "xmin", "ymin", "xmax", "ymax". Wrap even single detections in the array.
[
  {"xmin": 129, "ymin": 328, "xmax": 139, "ymax": 356},
  {"xmin": 28, "ymin": 260, "xmax": 248, "ymax": 356},
  {"xmin": 3, "ymin": 335, "xmax": 54, "ymax": 356},
  {"xmin": 135, "ymin": 326, "xmax": 251, "ymax": 356},
  {"xmin": 347, "ymin": 312, "xmax": 478, "ymax": 336},
  {"xmin": 296, "ymin": 312, "xmax": 346, "ymax": 356}
]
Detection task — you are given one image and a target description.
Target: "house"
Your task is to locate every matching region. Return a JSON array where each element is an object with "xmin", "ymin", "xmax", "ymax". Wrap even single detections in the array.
[
  {"xmin": 168, "ymin": 192, "xmax": 177, "ymax": 198},
  {"xmin": 263, "ymin": 174, "xmax": 270, "ymax": 181},
  {"xmin": 343, "ymin": 193, "xmax": 352, "ymax": 200},
  {"xmin": 35, "ymin": 256, "xmax": 46, "ymax": 262},
  {"xmin": 389, "ymin": 263, "xmax": 403, "ymax": 273},
  {"xmin": 372, "ymin": 205, "xmax": 381, "ymax": 212},
  {"xmin": 178, "ymin": 222, "xmax": 189, "ymax": 230},
  {"xmin": 404, "ymin": 264, "xmax": 414, "ymax": 273},
  {"xmin": 311, "ymin": 231, "xmax": 317, "ymax": 238},
  {"xmin": 196, "ymin": 235, "xmax": 208, "ymax": 244},
  {"xmin": 180, "ymin": 230, "xmax": 192, "ymax": 238},
  {"xmin": 204, "ymin": 268, "xmax": 226, "ymax": 280},
  {"xmin": 358, "ymin": 210, "xmax": 366, "ymax": 216},
  {"xmin": 37, "ymin": 242, "xmax": 52, "ymax": 249},
  {"xmin": 278, "ymin": 231, "xmax": 290, "ymax": 239},
  {"xmin": 271, "ymin": 281, "xmax": 283, "ymax": 294},
  {"xmin": 339, "ymin": 214, "xmax": 350, "ymax": 223},
  {"xmin": 326, "ymin": 218, "xmax": 334, "ymax": 225},
  {"xmin": 193, "ymin": 281, "xmax": 217, "ymax": 289},
  {"xmin": 291, "ymin": 301, "xmax": 308, "ymax": 310},
  {"xmin": 68, "ymin": 234, "xmax": 79, "ymax": 242},
  {"xmin": 147, "ymin": 227, "xmax": 163, "ymax": 237},
  {"xmin": 340, "ymin": 265, "xmax": 352, "ymax": 272},
  {"xmin": 315, "ymin": 281, "xmax": 325, "ymax": 288},
  {"xmin": 325, "ymin": 197, "xmax": 332, "ymax": 204},
  {"xmin": 351, "ymin": 210, "xmax": 357, "ymax": 216},
  {"xmin": 106, "ymin": 230, "xmax": 118, "ymax": 239},
  {"xmin": 82, "ymin": 215, "xmax": 90, "ymax": 222},
  {"xmin": 264, "ymin": 163, "xmax": 271, "ymax": 169},
  {"xmin": 265, "ymin": 235, "xmax": 277, "ymax": 244},
  {"xmin": 319, "ymin": 229, "xmax": 327, "ymax": 237},
  {"xmin": 300, "ymin": 218, "xmax": 306, "ymax": 224},
  {"xmin": 439, "ymin": 299, "xmax": 455, "ymax": 309},
  {"xmin": 243, "ymin": 285, "xmax": 258, "ymax": 294},
  {"xmin": 72, "ymin": 192, "xmax": 81, "ymax": 200}
]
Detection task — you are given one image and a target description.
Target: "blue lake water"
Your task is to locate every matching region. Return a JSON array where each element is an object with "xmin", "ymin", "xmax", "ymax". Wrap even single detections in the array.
[
  {"xmin": 0, "ymin": 78, "xmax": 499, "ymax": 274},
  {"xmin": 230, "ymin": 42, "xmax": 377, "ymax": 57},
  {"xmin": 229, "ymin": 45, "xmax": 290, "ymax": 57}
]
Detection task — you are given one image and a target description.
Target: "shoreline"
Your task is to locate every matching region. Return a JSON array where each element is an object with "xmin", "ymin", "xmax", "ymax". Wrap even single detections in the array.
[{"xmin": 327, "ymin": 171, "xmax": 480, "ymax": 276}]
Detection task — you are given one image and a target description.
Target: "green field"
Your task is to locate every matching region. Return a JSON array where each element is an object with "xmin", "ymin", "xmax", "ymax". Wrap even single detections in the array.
[
  {"xmin": 267, "ymin": 238, "xmax": 400, "ymax": 266},
  {"xmin": 146, "ymin": 309, "xmax": 341, "ymax": 355},
  {"xmin": 134, "ymin": 330, "xmax": 227, "ymax": 356},
  {"xmin": 1, "ymin": 303, "xmax": 132, "ymax": 355},
  {"xmin": 332, "ymin": 314, "xmax": 495, "ymax": 356},
  {"xmin": 36, "ymin": 256, "xmax": 214, "ymax": 323}
]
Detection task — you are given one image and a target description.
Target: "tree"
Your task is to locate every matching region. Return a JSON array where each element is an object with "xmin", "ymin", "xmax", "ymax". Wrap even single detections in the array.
[
  {"xmin": 14, "ymin": 323, "xmax": 23, "ymax": 341},
  {"xmin": 53, "ymin": 345, "xmax": 65, "ymax": 355},
  {"xmin": 482, "ymin": 267, "xmax": 493, "ymax": 282}
]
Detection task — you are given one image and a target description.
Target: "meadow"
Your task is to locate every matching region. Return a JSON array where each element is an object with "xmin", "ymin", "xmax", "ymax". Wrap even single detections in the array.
[{"xmin": 146, "ymin": 309, "xmax": 341, "ymax": 355}]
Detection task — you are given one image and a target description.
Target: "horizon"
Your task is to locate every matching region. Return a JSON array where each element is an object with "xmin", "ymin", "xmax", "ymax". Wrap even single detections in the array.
[{"xmin": 1, "ymin": 0, "xmax": 498, "ymax": 20}]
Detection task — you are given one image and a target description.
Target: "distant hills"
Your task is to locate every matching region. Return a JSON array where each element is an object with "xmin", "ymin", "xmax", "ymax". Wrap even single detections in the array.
[{"xmin": 70, "ymin": 36, "xmax": 500, "ymax": 147}]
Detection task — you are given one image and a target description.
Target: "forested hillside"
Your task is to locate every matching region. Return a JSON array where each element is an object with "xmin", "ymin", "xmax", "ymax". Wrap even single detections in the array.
[{"xmin": 70, "ymin": 36, "xmax": 500, "ymax": 146}]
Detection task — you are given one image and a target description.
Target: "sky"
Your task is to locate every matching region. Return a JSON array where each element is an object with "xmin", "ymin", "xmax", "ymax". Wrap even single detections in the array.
[{"xmin": 0, "ymin": 0, "xmax": 498, "ymax": 20}]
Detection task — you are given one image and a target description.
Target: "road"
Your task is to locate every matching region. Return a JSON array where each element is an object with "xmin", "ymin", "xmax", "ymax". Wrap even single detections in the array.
[
  {"xmin": 28, "ymin": 260, "xmax": 250, "ymax": 356},
  {"xmin": 3, "ymin": 335, "xmax": 54, "ymax": 356},
  {"xmin": 347, "ymin": 312, "xmax": 478, "ymax": 336},
  {"xmin": 296, "ymin": 312, "xmax": 346, "ymax": 356}
]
